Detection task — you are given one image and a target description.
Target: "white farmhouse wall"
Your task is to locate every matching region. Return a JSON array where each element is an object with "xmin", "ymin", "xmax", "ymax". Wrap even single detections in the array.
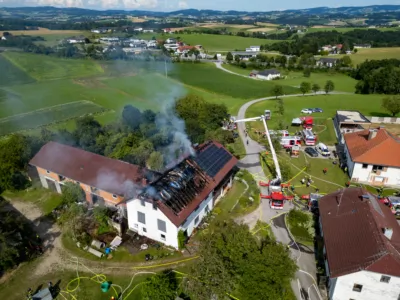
[
  {"xmin": 351, "ymin": 163, "xmax": 400, "ymax": 186},
  {"xmin": 256, "ymin": 74, "xmax": 280, "ymax": 80},
  {"xmin": 330, "ymin": 270, "xmax": 400, "ymax": 300},
  {"xmin": 39, "ymin": 173, "xmax": 62, "ymax": 193},
  {"xmin": 179, "ymin": 192, "xmax": 214, "ymax": 236},
  {"xmin": 344, "ymin": 143, "xmax": 355, "ymax": 177},
  {"xmin": 126, "ymin": 199, "xmax": 179, "ymax": 249}
]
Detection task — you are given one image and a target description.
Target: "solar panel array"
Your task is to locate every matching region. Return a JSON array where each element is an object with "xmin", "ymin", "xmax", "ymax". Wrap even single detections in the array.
[{"xmin": 194, "ymin": 144, "xmax": 232, "ymax": 178}]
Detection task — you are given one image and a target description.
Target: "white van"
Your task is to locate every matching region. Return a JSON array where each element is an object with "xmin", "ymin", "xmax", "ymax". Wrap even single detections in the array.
[{"xmin": 316, "ymin": 143, "xmax": 330, "ymax": 157}]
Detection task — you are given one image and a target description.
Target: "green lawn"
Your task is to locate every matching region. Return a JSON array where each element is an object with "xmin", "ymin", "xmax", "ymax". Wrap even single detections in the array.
[
  {"xmin": 168, "ymin": 63, "xmax": 299, "ymax": 103},
  {"xmin": 0, "ymin": 54, "xmax": 35, "ymax": 86},
  {"xmin": 216, "ymin": 180, "xmax": 247, "ymax": 213},
  {"xmin": 222, "ymin": 64, "xmax": 358, "ymax": 93},
  {"xmin": 2, "ymin": 52, "xmax": 104, "ymax": 80},
  {"xmin": 0, "ymin": 260, "xmax": 150, "ymax": 300},
  {"xmin": 351, "ymin": 47, "xmax": 400, "ymax": 66},
  {"xmin": 306, "ymin": 27, "xmax": 400, "ymax": 33},
  {"xmin": 138, "ymin": 33, "xmax": 283, "ymax": 51},
  {"xmin": 246, "ymin": 94, "xmax": 386, "ymax": 144},
  {"xmin": 2, "ymin": 187, "xmax": 62, "ymax": 216}
]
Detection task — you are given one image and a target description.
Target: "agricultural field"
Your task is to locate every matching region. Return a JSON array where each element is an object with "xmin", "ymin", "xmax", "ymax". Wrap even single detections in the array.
[
  {"xmin": 137, "ymin": 33, "xmax": 283, "ymax": 51},
  {"xmin": 0, "ymin": 54, "xmax": 35, "ymax": 86},
  {"xmin": 306, "ymin": 26, "xmax": 400, "ymax": 33},
  {"xmin": 217, "ymin": 64, "xmax": 357, "ymax": 93},
  {"xmin": 2, "ymin": 52, "xmax": 104, "ymax": 80},
  {"xmin": 246, "ymin": 94, "xmax": 386, "ymax": 145},
  {"xmin": 168, "ymin": 63, "xmax": 299, "ymax": 109},
  {"xmin": 350, "ymin": 47, "xmax": 400, "ymax": 65},
  {"xmin": 0, "ymin": 101, "xmax": 107, "ymax": 136},
  {"xmin": 3, "ymin": 28, "xmax": 86, "ymax": 36}
]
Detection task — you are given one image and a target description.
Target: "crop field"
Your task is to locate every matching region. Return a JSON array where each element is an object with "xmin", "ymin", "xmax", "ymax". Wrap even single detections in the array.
[
  {"xmin": 0, "ymin": 54, "xmax": 35, "ymax": 86},
  {"xmin": 351, "ymin": 47, "xmax": 400, "ymax": 65},
  {"xmin": 246, "ymin": 94, "xmax": 385, "ymax": 145},
  {"xmin": 307, "ymin": 26, "xmax": 400, "ymax": 33},
  {"xmin": 2, "ymin": 52, "xmax": 103, "ymax": 80},
  {"xmin": 0, "ymin": 101, "xmax": 107, "ymax": 136},
  {"xmin": 138, "ymin": 33, "xmax": 283, "ymax": 51},
  {"xmin": 168, "ymin": 63, "xmax": 299, "ymax": 107}
]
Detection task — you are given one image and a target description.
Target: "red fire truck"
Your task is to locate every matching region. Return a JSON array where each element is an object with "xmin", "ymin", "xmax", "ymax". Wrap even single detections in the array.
[
  {"xmin": 281, "ymin": 136, "xmax": 302, "ymax": 148},
  {"xmin": 302, "ymin": 129, "xmax": 317, "ymax": 146},
  {"xmin": 302, "ymin": 116, "xmax": 313, "ymax": 129}
]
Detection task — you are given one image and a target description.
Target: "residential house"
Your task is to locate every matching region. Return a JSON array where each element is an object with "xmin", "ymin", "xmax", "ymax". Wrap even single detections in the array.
[
  {"xmin": 231, "ymin": 51, "xmax": 258, "ymax": 60},
  {"xmin": 245, "ymin": 46, "xmax": 260, "ymax": 52},
  {"xmin": 66, "ymin": 36, "xmax": 86, "ymax": 44},
  {"xmin": 316, "ymin": 57, "xmax": 339, "ymax": 67},
  {"xmin": 123, "ymin": 141, "xmax": 238, "ymax": 249},
  {"xmin": 134, "ymin": 27, "xmax": 143, "ymax": 32},
  {"xmin": 29, "ymin": 142, "xmax": 149, "ymax": 209},
  {"xmin": 319, "ymin": 188, "xmax": 400, "ymax": 300},
  {"xmin": 165, "ymin": 38, "xmax": 177, "ymax": 44},
  {"xmin": 334, "ymin": 110, "xmax": 371, "ymax": 143},
  {"xmin": 321, "ymin": 45, "xmax": 333, "ymax": 52},
  {"xmin": 354, "ymin": 44, "xmax": 372, "ymax": 49},
  {"xmin": 164, "ymin": 43, "xmax": 179, "ymax": 51},
  {"xmin": 143, "ymin": 29, "xmax": 154, "ymax": 33},
  {"xmin": 252, "ymin": 69, "xmax": 281, "ymax": 80},
  {"xmin": 163, "ymin": 28, "xmax": 172, "ymax": 33},
  {"xmin": 1, "ymin": 36, "xmax": 6, "ymax": 41},
  {"xmin": 146, "ymin": 40, "xmax": 158, "ymax": 48},
  {"xmin": 91, "ymin": 28, "xmax": 108, "ymax": 34},
  {"xmin": 343, "ymin": 127, "xmax": 400, "ymax": 186},
  {"xmin": 176, "ymin": 45, "xmax": 198, "ymax": 55},
  {"xmin": 99, "ymin": 37, "xmax": 120, "ymax": 44}
]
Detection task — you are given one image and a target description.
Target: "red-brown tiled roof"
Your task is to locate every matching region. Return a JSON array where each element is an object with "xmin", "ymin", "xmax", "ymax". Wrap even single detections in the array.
[
  {"xmin": 158, "ymin": 141, "xmax": 237, "ymax": 226},
  {"xmin": 319, "ymin": 188, "xmax": 400, "ymax": 278},
  {"xmin": 177, "ymin": 45, "xmax": 195, "ymax": 52},
  {"xmin": 29, "ymin": 142, "xmax": 145, "ymax": 196},
  {"xmin": 344, "ymin": 128, "xmax": 400, "ymax": 167}
]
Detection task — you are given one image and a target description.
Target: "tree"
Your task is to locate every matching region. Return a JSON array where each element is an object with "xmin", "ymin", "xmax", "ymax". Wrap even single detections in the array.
[
  {"xmin": 146, "ymin": 151, "xmax": 164, "ymax": 171},
  {"xmin": 276, "ymin": 98, "xmax": 284, "ymax": 115},
  {"xmin": 61, "ymin": 182, "xmax": 85, "ymax": 205},
  {"xmin": 300, "ymin": 82, "xmax": 311, "ymax": 95},
  {"xmin": 226, "ymin": 51, "xmax": 233, "ymax": 62},
  {"xmin": 186, "ymin": 219, "xmax": 297, "ymax": 300},
  {"xmin": 122, "ymin": 105, "xmax": 142, "ymax": 130},
  {"xmin": 353, "ymin": 48, "xmax": 358, "ymax": 53},
  {"xmin": 324, "ymin": 80, "xmax": 335, "ymax": 94},
  {"xmin": 382, "ymin": 95, "xmax": 400, "ymax": 117},
  {"xmin": 312, "ymin": 83, "xmax": 321, "ymax": 94},
  {"xmin": 303, "ymin": 69, "xmax": 311, "ymax": 77},
  {"xmin": 234, "ymin": 55, "xmax": 240, "ymax": 63},
  {"xmin": 341, "ymin": 55, "xmax": 352, "ymax": 67},
  {"xmin": 272, "ymin": 85, "xmax": 284, "ymax": 99},
  {"xmin": 142, "ymin": 271, "xmax": 178, "ymax": 300}
]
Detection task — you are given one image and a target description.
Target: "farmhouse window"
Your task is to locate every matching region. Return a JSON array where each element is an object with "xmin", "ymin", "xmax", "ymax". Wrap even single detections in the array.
[
  {"xmin": 140, "ymin": 199, "xmax": 145, "ymax": 206},
  {"xmin": 138, "ymin": 211, "xmax": 146, "ymax": 224},
  {"xmin": 362, "ymin": 164, "xmax": 368, "ymax": 169},
  {"xmin": 143, "ymin": 227, "xmax": 147, "ymax": 233},
  {"xmin": 380, "ymin": 275, "xmax": 391, "ymax": 283},
  {"xmin": 195, "ymin": 216, "xmax": 200, "ymax": 225},
  {"xmin": 372, "ymin": 165, "xmax": 383, "ymax": 173},
  {"xmin": 161, "ymin": 234, "xmax": 166, "ymax": 241},
  {"xmin": 352, "ymin": 284, "xmax": 363, "ymax": 292},
  {"xmin": 46, "ymin": 170, "xmax": 50, "ymax": 174},
  {"xmin": 112, "ymin": 194, "xmax": 117, "ymax": 199},
  {"xmin": 157, "ymin": 219, "xmax": 167, "ymax": 233}
]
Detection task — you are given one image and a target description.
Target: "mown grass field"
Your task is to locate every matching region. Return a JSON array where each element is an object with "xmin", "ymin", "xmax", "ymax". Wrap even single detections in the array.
[
  {"xmin": 0, "ymin": 54, "xmax": 35, "ymax": 86},
  {"xmin": 138, "ymin": 33, "xmax": 283, "ymax": 51},
  {"xmin": 0, "ymin": 101, "xmax": 107, "ymax": 136},
  {"xmin": 351, "ymin": 47, "xmax": 400, "ymax": 65},
  {"xmin": 246, "ymin": 94, "xmax": 385, "ymax": 145},
  {"xmin": 222, "ymin": 64, "xmax": 358, "ymax": 93},
  {"xmin": 2, "ymin": 52, "xmax": 104, "ymax": 80}
]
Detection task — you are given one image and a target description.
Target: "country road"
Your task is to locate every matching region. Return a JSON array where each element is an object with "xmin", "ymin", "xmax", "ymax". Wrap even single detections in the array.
[{"xmin": 233, "ymin": 89, "xmax": 350, "ymax": 300}]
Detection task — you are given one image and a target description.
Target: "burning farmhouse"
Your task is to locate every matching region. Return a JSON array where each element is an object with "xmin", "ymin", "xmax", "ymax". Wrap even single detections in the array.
[{"xmin": 29, "ymin": 141, "xmax": 238, "ymax": 249}]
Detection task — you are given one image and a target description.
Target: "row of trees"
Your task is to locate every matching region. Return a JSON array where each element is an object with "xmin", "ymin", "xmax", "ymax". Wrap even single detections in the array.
[
  {"xmin": 0, "ymin": 95, "xmax": 230, "ymax": 193},
  {"xmin": 299, "ymin": 80, "xmax": 335, "ymax": 95}
]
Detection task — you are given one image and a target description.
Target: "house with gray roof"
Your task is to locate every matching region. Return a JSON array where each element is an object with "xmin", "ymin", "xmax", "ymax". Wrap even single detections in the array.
[{"xmin": 317, "ymin": 57, "xmax": 339, "ymax": 68}]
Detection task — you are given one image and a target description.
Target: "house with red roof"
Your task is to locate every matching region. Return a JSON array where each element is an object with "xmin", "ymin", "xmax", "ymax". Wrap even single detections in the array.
[
  {"xmin": 319, "ymin": 188, "xmax": 400, "ymax": 300},
  {"xmin": 343, "ymin": 127, "xmax": 400, "ymax": 186}
]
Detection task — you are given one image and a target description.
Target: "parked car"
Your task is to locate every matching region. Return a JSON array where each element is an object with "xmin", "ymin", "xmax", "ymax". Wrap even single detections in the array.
[
  {"xmin": 305, "ymin": 147, "xmax": 318, "ymax": 157},
  {"xmin": 312, "ymin": 108, "xmax": 323, "ymax": 113},
  {"xmin": 316, "ymin": 143, "xmax": 330, "ymax": 157},
  {"xmin": 301, "ymin": 109, "xmax": 313, "ymax": 114}
]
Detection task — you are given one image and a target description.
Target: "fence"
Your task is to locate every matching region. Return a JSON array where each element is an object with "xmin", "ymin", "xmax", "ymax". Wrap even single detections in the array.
[{"xmin": 367, "ymin": 116, "xmax": 400, "ymax": 124}]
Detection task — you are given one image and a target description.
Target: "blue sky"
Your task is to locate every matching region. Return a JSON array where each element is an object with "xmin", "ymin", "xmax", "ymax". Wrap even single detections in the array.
[{"xmin": 0, "ymin": 0, "xmax": 398, "ymax": 11}]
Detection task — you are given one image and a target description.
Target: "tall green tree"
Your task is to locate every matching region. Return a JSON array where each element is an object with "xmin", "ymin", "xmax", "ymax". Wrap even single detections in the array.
[
  {"xmin": 146, "ymin": 151, "xmax": 164, "ymax": 171},
  {"xmin": 312, "ymin": 83, "xmax": 321, "ymax": 94},
  {"xmin": 142, "ymin": 271, "xmax": 178, "ymax": 300},
  {"xmin": 300, "ymin": 82, "xmax": 311, "ymax": 95},
  {"xmin": 272, "ymin": 85, "xmax": 284, "ymax": 99},
  {"xmin": 382, "ymin": 95, "xmax": 400, "ymax": 116},
  {"xmin": 277, "ymin": 98, "xmax": 285, "ymax": 115},
  {"xmin": 234, "ymin": 55, "xmax": 240, "ymax": 63},
  {"xmin": 186, "ymin": 219, "xmax": 297, "ymax": 300},
  {"xmin": 341, "ymin": 55, "xmax": 352, "ymax": 67},
  {"xmin": 324, "ymin": 80, "xmax": 335, "ymax": 94},
  {"xmin": 61, "ymin": 182, "xmax": 85, "ymax": 205},
  {"xmin": 226, "ymin": 52, "xmax": 233, "ymax": 62}
]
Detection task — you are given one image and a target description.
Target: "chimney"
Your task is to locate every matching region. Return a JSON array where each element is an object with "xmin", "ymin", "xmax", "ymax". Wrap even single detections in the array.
[
  {"xmin": 383, "ymin": 227, "xmax": 393, "ymax": 240},
  {"xmin": 368, "ymin": 129, "xmax": 377, "ymax": 140}
]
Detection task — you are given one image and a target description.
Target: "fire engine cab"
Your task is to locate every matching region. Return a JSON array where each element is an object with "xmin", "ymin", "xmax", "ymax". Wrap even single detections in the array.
[
  {"xmin": 302, "ymin": 116, "xmax": 313, "ymax": 129},
  {"xmin": 302, "ymin": 129, "xmax": 317, "ymax": 146}
]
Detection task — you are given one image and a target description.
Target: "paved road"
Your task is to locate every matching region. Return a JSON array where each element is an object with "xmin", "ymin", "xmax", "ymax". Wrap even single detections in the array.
[{"xmin": 235, "ymin": 94, "xmax": 335, "ymax": 300}]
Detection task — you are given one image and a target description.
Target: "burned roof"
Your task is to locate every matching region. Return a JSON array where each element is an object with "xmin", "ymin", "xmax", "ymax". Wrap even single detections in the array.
[
  {"xmin": 319, "ymin": 188, "xmax": 400, "ymax": 278},
  {"xmin": 344, "ymin": 128, "xmax": 400, "ymax": 167},
  {"xmin": 138, "ymin": 141, "xmax": 238, "ymax": 226},
  {"xmin": 30, "ymin": 142, "xmax": 148, "ymax": 196}
]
